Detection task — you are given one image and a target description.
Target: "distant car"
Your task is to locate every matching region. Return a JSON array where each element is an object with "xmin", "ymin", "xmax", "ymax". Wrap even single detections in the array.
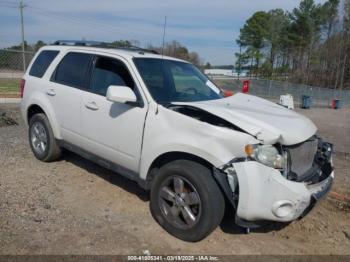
[{"xmin": 20, "ymin": 41, "xmax": 334, "ymax": 242}]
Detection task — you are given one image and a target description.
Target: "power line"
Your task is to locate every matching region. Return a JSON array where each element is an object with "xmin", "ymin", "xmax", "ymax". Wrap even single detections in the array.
[
  {"xmin": 26, "ymin": 5, "xmax": 230, "ymax": 44},
  {"xmin": 0, "ymin": 3, "xmax": 17, "ymax": 8},
  {"xmin": 26, "ymin": 6, "xmax": 163, "ymax": 43},
  {"xmin": 28, "ymin": 4, "xmax": 163, "ymax": 26},
  {"xmin": 27, "ymin": 5, "xmax": 163, "ymax": 39},
  {"xmin": 27, "ymin": 7, "xmax": 229, "ymax": 46},
  {"xmin": 8, "ymin": 3, "xmax": 232, "ymax": 50},
  {"xmin": 0, "ymin": 0, "xmax": 17, "ymax": 4}
]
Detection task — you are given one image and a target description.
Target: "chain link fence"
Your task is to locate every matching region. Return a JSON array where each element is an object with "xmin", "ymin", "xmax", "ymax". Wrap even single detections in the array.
[
  {"xmin": 211, "ymin": 76, "xmax": 350, "ymax": 108},
  {"xmin": 0, "ymin": 49, "xmax": 35, "ymax": 97},
  {"xmin": 0, "ymin": 49, "xmax": 35, "ymax": 79}
]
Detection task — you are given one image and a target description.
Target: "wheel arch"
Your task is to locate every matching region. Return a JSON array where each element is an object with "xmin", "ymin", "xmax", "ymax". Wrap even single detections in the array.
[
  {"xmin": 27, "ymin": 104, "xmax": 45, "ymax": 122},
  {"xmin": 145, "ymin": 151, "xmax": 215, "ymax": 188},
  {"xmin": 26, "ymin": 100, "xmax": 62, "ymax": 139}
]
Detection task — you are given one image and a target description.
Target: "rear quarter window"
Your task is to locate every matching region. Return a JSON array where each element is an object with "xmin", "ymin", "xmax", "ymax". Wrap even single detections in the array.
[{"xmin": 29, "ymin": 50, "xmax": 59, "ymax": 78}]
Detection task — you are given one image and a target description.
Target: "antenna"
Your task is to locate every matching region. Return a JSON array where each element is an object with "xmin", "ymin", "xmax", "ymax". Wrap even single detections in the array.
[{"xmin": 161, "ymin": 16, "xmax": 167, "ymax": 57}]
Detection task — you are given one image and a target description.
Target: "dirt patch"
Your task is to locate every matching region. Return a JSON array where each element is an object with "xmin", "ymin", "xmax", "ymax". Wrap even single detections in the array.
[
  {"xmin": 0, "ymin": 104, "xmax": 349, "ymax": 255},
  {"xmin": 295, "ymin": 108, "xmax": 350, "ymax": 154},
  {"xmin": 328, "ymin": 198, "xmax": 350, "ymax": 212},
  {"xmin": 0, "ymin": 110, "xmax": 18, "ymax": 127}
]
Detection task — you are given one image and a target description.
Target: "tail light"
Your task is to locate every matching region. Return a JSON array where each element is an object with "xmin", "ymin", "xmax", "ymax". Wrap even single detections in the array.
[{"xmin": 20, "ymin": 79, "xmax": 26, "ymax": 98}]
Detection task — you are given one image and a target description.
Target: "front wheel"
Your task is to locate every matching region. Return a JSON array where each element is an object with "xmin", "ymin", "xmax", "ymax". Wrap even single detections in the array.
[{"xmin": 150, "ymin": 160, "xmax": 225, "ymax": 242}]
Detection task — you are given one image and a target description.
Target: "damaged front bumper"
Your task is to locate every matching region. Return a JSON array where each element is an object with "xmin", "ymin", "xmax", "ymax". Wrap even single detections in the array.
[
  {"xmin": 216, "ymin": 144, "xmax": 334, "ymax": 223},
  {"xmin": 231, "ymin": 161, "xmax": 333, "ymax": 222}
]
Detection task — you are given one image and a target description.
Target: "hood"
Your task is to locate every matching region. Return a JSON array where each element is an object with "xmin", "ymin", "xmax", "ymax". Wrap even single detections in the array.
[{"xmin": 172, "ymin": 93, "xmax": 317, "ymax": 145}]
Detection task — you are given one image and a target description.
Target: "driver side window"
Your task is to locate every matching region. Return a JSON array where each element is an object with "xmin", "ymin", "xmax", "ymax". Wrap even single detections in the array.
[
  {"xmin": 170, "ymin": 64, "xmax": 209, "ymax": 96},
  {"xmin": 90, "ymin": 56, "xmax": 135, "ymax": 96}
]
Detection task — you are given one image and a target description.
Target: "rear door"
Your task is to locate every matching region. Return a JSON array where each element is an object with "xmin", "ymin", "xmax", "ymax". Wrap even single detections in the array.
[
  {"xmin": 80, "ymin": 55, "xmax": 148, "ymax": 172},
  {"xmin": 49, "ymin": 52, "xmax": 93, "ymax": 144}
]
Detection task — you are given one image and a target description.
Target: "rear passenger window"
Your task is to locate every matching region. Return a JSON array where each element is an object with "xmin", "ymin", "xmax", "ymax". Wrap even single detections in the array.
[
  {"xmin": 29, "ymin": 50, "xmax": 59, "ymax": 78},
  {"xmin": 90, "ymin": 56, "xmax": 135, "ymax": 96},
  {"xmin": 53, "ymin": 52, "xmax": 92, "ymax": 88}
]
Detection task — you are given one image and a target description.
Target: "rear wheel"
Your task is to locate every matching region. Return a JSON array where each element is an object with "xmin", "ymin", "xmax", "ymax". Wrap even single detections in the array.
[
  {"xmin": 150, "ymin": 160, "xmax": 225, "ymax": 242},
  {"xmin": 29, "ymin": 113, "xmax": 61, "ymax": 162}
]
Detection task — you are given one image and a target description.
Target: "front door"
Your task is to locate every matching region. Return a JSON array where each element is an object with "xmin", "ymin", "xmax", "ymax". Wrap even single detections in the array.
[{"xmin": 80, "ymin": 55, "xmax": 148, "ymax": 172}]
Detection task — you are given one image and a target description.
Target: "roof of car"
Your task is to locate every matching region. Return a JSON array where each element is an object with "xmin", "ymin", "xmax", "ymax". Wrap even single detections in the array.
[{"xmin": 41, "ymin": 44, "xmax": 188, "ymax": 63}]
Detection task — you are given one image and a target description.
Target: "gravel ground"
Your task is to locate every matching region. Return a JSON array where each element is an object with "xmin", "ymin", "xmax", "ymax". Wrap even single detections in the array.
[{"xmin": 0, "ymin": 104, "xmax": 349, "ymax": 255}]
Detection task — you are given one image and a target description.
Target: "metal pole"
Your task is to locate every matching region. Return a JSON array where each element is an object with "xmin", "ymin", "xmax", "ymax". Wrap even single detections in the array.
[
  {"xmin": 161, "ymin": 16, "xmax": 167, "ymax": 58},
  {"xmin": 19, "ymin": 0, "xmax": 26, "ymax": 71},
  {"xmin": 238, "ymin": 42, "xmax": 241, "ymax": 80}
]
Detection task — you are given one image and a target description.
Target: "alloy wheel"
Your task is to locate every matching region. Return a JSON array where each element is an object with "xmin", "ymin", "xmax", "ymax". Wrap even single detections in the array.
[
  {"xmin": 30, "ymin": 122, "xmax": 48, "ymax": 155},
  {"xmin": 158, "ymin": 176, "xmax": 201, "ymax": 230}
]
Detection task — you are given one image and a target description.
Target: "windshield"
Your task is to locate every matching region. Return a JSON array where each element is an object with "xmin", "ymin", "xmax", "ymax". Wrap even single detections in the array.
[{"xmin": 134, "ymin": 58, "xmax": 223, "ymax": 103}]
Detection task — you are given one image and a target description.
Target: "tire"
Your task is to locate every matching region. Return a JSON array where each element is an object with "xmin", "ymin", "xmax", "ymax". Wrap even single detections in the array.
[
  {"xmin": 28, "ymin": 113, "xmax": 61, "ymax": 162},
  {"xmin": 150, "ymin": 159, "xmax": 225, "ymax": 242}
]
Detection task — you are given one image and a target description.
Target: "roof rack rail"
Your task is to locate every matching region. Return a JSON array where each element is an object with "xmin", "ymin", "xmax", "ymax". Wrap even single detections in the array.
[{"xmin": 52, "ymin": 40, "xmax": 159, "ymax": 54}]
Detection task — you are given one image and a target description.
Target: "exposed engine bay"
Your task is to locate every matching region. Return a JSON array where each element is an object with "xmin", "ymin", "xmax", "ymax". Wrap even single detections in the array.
[{"xmin": 167, "ymin": 104, "xmax": 245, "ymax": 132}]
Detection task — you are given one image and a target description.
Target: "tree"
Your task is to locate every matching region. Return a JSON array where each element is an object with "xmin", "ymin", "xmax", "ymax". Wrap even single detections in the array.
[
  {"xmin": 111, "ymin": 40, "xmax": 133, "ymax": 48},
  {"xmin": 238, "ymin": 11, "xmax": 270, "ymax": 75},
  {"xmin": 237, "ymin": 10, "xmax": 291, "ymax": 77},
  {"xmin": 34, "ymin": 40, "xmax": 46, "ymax": 51},
  {"xmin": 321, "ymin": 0, "xmax": 340, "ymax": 40},
  {"xmin": 340, "ymin": 0, "xmax": 350, "ymax": 89},
  {"xmin": 288, "ymin": 0, "xmax": 324, "ymax": 83},
  {"xmin": 345, "ymin": 0, "xmax": 350, "ymax": 33},
  {"xmin": 289, "ymin": 0, "xmax": 323, "ymax": 49},
  {"xmin": 204, "ymin": 62, "xmax": 211, "ymax": 69},
  {"xmin": 235, "ymin": 0, "xmax": 349, "ymax": 88},
  {"xmin": 265, "ymin": 9, "xmax": 291, "ymax": 76},
  {"xmin": 189, "ymin": 51, "xmax": 201, "ymax": 66},
  {"xmin": 147, "ymin": 40, "xmax": 203, "ymax": 66}
]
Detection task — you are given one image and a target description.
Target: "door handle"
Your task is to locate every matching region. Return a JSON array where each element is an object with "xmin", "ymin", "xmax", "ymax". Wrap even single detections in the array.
[
  {"xmin": 46, "ymin": 89, "xmax": 56, "ymax": 96},
  {"xmin": 85, "ymin": 101, "xmax": 99, "ymax": 111}
]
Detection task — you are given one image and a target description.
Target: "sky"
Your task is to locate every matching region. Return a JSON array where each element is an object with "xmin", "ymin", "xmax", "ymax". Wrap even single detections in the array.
[{"xmin": 0, "ymin": 0, "xmax": 327, "ymax": 65}]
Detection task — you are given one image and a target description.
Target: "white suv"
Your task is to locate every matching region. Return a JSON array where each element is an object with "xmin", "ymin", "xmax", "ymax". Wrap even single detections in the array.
[{"xmin": 20, "ymin": 41, "xmax": 334, "ymax": 242}]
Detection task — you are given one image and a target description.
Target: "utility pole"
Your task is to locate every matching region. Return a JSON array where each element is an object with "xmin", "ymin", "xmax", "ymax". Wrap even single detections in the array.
[{"xmin": 19, "ymin": 0, "xmax": 26, "ymax": 71}]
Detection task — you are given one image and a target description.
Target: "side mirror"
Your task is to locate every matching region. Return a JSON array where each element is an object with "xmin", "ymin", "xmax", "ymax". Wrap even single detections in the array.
[{"xmin": 106, "ymin": 85, "xmax": 137, "ymax": 104}]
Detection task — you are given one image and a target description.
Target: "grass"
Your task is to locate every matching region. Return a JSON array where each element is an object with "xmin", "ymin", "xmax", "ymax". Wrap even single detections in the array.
[{"xmin": 0, "ymin": 78, "xmax": 20, "ymax": 94}]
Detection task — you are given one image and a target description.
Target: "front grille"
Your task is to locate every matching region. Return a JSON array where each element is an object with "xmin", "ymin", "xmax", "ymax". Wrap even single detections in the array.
[{"xmin": 286, "ymin": 138, "xmax": 318, "ymax": 181}]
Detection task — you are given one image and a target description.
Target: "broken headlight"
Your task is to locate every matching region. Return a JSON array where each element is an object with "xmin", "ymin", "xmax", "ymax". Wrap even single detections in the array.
[{"xmin": 246, "ymin": 144, "xmax": 285, "ymax": 169}]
